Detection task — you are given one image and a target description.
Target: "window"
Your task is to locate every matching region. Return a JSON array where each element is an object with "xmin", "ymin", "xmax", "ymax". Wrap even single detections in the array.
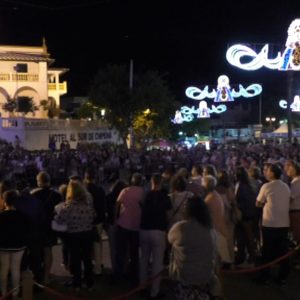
[{"xmin": 14, "ymin": 63, "xmax": 28, "ymax": 73}]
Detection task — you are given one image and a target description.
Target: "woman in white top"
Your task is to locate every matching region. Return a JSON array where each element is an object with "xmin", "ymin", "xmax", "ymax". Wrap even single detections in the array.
[
  {"xmin": 168, "ymin": 196, "xmax": 217, "ymax": 300},
  {"xmin": 286, "ymin": 160, "xmax": 300, "ymax": 242},
  {"xmin": 168, "ymin": 175, "xmax": 193, "ymax": 228}
]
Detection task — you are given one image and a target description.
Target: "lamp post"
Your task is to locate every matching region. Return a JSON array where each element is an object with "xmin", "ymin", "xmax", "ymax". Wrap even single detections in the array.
[{"xmin": 265, "ymin": 117, "xmax": 276, "ymax": 131}]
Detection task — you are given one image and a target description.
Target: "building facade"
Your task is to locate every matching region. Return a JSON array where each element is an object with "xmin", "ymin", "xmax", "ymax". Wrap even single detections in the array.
[{"xmin": 0, "ymin": 40, "xmax": 67, "ymax": 118}]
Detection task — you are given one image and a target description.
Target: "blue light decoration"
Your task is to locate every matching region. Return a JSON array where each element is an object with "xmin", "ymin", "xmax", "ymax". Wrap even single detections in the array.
[
  {"xmin": 185, "ymin": 75, "xmax": 262, "ymax": 102},
  {"xmin": 172, "ymin": 103, "xmax": 227, "ymax": 124},
  {"xmin": 226, "ymin": 19, "xmax": 300, "ymax": 71},
  {"xmin": 279, "ymin": 95, "xmax": 300, "ymax": 111},
  {"xmin": 172, "ymin": 74, "xmax": 262, "ymax": 124}
]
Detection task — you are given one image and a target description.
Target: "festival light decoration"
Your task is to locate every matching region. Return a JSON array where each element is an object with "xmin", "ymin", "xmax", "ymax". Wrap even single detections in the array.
[
  {"xmin": 226, "ymin": 19, "xmax": 300, "ymax": 71},
  {"xmin": 185, "ymin": 75, "xmax": 262, "ymax": 102},
  {"xmin": 279, "ymin": 95, "xmax": 300, "ymax": 111},
  {"xmin": 172, "ymin": 103, "xmax": 227, "ymax": 124}
]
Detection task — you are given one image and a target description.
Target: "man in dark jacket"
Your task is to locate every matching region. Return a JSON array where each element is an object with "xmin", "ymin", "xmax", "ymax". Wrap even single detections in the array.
[
  {"xmin": 84, "ymin": 168, "xmax": 106, "ymax": 275},
  {"xmin": 31, "ymin": 171, "xmax": 62, "ymax": 284}
]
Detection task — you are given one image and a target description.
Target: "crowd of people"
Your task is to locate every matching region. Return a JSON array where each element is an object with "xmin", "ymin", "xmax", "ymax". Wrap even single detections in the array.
[{"xmin": 0, "ymin": 138, "xmax": 299, "ymax": 299}]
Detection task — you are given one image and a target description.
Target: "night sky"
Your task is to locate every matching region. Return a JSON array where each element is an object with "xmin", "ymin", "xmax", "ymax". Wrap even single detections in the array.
[{"xmin": 0, "ymin": 0, "xmax": 300, "ymax": 110}]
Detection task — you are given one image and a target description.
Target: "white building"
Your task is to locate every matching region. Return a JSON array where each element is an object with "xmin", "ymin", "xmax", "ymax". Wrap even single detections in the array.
[
  {"xmin": 0, "ymin": 39, "xmax": 67, "ymax": 118},
  {"xmin": 0, "ymin": 41, "xmax": 121, "ymax": 149}
]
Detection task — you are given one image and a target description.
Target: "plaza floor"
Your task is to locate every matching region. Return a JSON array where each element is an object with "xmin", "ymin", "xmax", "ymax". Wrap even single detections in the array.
[{"xmin": 33, "ymin": 238, "xmax": 300, "ymax": 300}]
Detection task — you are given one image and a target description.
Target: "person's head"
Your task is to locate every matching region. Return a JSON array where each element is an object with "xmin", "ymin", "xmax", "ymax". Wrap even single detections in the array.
[
  {"xmin": 84, "ymin": 168, "xmax": 96, "ymax": 183},
  {"xmin": 286, "ymin": 160, "xmax": 300, "ymax": 179},
  {"xmin": 235, "ymin": 166, "xmax": 250, "ymax": 184},
  {"xmin": 248, "ymin": 166, "xmax": 261, "ymax": 180},
  {"xmin": 263, "ymin": 163, "xmax": 272, "ymax": 179},
  {"xmin": 284, "ymin": 159, "xmax": 294, "ymax": 173},
  {"xmin": 176, "ymin": 167, "xmax": 189, "ymax": 180},
  {"xmin": 191, "ymin": 165, "xmax": 203, "ymax": 177},
  {"xmin": 162, "ymin": 166, "xmax": 175, "ymax": 180},
  {"xmin": 217, "ymin": 170, "xmax": 232, "ymax": 189},
  {"xmin": 36, "ymin": 171, "xmax": 51, "ymax": 187},
  {"xmin": 203, "ymin": 165, "xmax": 217, "ymax": 178},
  {"xmin": 265, "ymin": 163, "xmax": 282, "ymax": 181},
  {"xmin": 69, "ymin": 174, "xmax": 82, "ymax": 184},
  {"xmin": 184, "ymin": 196, "xmax": 212, "ymax": 228},
  {"xmin": 66, "ymin": 181, "xmax": 88, "ymax": 203},
  {"xmin": 171, "ymin": 175, "xmax": 186, "ymax": 192},
  {"xmin": 151, "ymin": 173, "xmax": 162, "ymax": 190},
  {"xmin": 3, "ymin": 190, "xmax": 19, "ymax": 209},
  {"xmin": 131, "ymin": 173, "xmax": 143, "ymax": 186},
  {"xmin": 0, "ymin": 180, "xmax": 15, "ymax": 197},
  {"xmin": 202, "ymin": 175, "xmax": 217, "ymax": 192}
]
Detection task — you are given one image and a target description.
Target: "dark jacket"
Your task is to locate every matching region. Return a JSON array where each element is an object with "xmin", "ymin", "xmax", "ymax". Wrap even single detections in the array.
[
  {"xmin": 85, "ymin": 182, "xmax": 106, "ymax": 224},
  {"xmin": 31, "ymin": 187, "xmax": 62, "ymax": 245},
  {"xmin": 0, "ymin": 210, "xmax": 29, "ymax": 250}
]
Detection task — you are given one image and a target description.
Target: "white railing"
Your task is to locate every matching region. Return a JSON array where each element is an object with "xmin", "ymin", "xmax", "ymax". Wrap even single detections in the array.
[{"xmin": 0, "ymin": 73, "xmax": 39, "ymax": 81}]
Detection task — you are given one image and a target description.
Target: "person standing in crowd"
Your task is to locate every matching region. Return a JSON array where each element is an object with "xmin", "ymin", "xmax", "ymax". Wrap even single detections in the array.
[
  {"xmin": 105, "ymin": 173, "xmax": 127, "ymax": 275},
  {"xmin": 168, "ymin": 196, "xmax": 216, "ymax": 300},
  {"xmin": 83, "ymin": 168, "xmax": 106, "ymax": 276},
  {"xmin": 140, "ymin": 173, "xmax": 171, "ymax": 299},
  {"xmin": 203, "ymin": 175, "xmax": 230, "ymax": 266},
  {"xmin": 0, "ymin": 190, "xmax": 29, "ymax": 299},
  {"xmin": 216, "ymin": 170, "xmax": 236, "ymax": 266},
  {"xmin": 0, "ymin": 180, "xmax": 15, "ymax": 212},
  {"xmin": 114, "ymin": 172, "xmax": 144, "ymax": 284},
  {"xmin": 234, "ymin": 166, "xmax": 257, "ymax": 267},
  {"xmin": 161, "ymin": 166, "xmax": 175, "ymax": 193},
  {"xmin": 189, "ymin": 165, "xmax": 205, "ymax": 197},
  {"xmin": 55, "ymin": 184, "xmax": 70, "ymax": 271},
  {"xmin": 168, "ymin": 175, "xmax": 194, "ymax": 229},
  {"xmin": 31, "ymin": 171, "xmax": 62, "ymax": 284},
  {"xmin": 55, "ymin": 181, "xmax": 96, "ymax": 290},
  {"xmin": 286, "ymin": 160, "xmax": 300, "ymax": 243},
  {"xmin": 203, "ymin": 165, "xmax": 218, "ymax": 178},
  {"xmin": 256, "ymin": 163, "xmax": 291, "ymax": 285}
]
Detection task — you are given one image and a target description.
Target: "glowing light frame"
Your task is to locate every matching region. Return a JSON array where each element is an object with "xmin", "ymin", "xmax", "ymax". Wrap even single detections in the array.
[
  {"xmin": 172, "ymin": 103, "xmax": 227, "ymax": 124},
  {"xmin": 186, "ymin": 75, "xmax": 262, "ymax": 102},
  {"xmin": 279, "ymin": 95, "xmax": 300, "ymax": 112},
  {"xmin": 226, "ymin": 19, "xmax": 300, "ymax": 71},
  {"xmin": 172, "ymin": 74, "xmax": 262, "ymax": 124}
]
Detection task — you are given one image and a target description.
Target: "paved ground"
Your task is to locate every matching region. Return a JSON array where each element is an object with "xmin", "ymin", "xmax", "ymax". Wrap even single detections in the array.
[{"xmin": 32, "ymin": 238, "xmax": 300, "ymax": 300}]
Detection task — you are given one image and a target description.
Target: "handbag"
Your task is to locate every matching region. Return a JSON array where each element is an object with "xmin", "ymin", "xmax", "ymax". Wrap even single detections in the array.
[{"xmin": 51, "ymin": 219, "xmax": 67, "ymax": 232}]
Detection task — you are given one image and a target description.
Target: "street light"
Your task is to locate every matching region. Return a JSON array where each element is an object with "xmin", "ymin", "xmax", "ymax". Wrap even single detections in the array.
[{"xmin": 265, "ymin": 117, "xmax": 276, "ymax": 130}]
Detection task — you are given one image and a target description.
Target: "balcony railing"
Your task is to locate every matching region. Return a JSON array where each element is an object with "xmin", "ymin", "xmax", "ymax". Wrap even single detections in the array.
[
  {"xmin": 48, "ymin": 82, "xmax": 67, "ymax": 92},
  {"xmin": 0, "ymin": 73, "xmax": 39, "ymax": 81}
]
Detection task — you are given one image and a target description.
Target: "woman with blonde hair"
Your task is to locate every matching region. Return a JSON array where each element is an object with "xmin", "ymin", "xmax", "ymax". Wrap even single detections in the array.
[{"xmin": 55, "ymin": 181, "xmax": 96, "ymax": 290}]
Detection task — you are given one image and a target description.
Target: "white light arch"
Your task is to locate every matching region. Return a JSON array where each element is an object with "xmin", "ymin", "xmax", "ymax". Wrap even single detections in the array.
[
  {"xmin": 185, "ymin": 74, "xmax": 262, "ymax": 102},
  {"xmin": 226, "ymin": 19, "xmax": 300, "ymax": 71}
]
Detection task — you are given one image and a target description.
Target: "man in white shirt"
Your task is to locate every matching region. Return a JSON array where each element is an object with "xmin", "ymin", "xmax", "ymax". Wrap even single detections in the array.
[{"xmin": 256, "ymin": 163, "xmax": 290, "ymax": 285}]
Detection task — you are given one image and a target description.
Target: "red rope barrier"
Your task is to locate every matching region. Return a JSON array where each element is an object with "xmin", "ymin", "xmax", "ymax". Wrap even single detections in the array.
[
  {"xmin": 112, "ymin": 245, "xmax": 300, "ymax": 300},
  {"xmin": 222, "ymin": 245, "xmax": 300, "ymax": 275},
  {"xmin": 111, "ymin": 270, "xmax": 166, "ymax": 300},
  {"xmin": 34, "ymin": 282, "xmax": 87, "ymax": 300}
]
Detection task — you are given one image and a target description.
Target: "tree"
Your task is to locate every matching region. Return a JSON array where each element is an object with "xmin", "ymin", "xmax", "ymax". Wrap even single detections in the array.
[
  {"xmin": 3, "ymin": 96, "xmax": 38, "ymax": 116},
  {"xmin": 89, "ymin": 64, "xmax": 176, "ymax": 145},
  {"xmin": 17, "ymin": 96, "xmax": 38, "ymax": 115},
  {"xmin": 2, "ymin": 96, "xmax": 16, "ymax": 113}
]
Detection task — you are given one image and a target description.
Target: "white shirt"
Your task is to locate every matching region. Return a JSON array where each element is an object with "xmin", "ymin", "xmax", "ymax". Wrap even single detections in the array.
[
  {"xmin": 257, "ymin": 180, "xmax": 290, "ymax": 228},
  {"xmin": 290, "ymin": 177, "xmax": 300, "ymax": 210}
]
